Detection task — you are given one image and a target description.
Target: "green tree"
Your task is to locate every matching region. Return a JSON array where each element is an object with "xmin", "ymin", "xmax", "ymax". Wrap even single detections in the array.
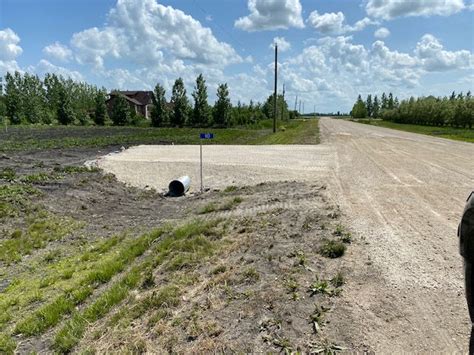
[
  {"xmin": 213, "ymin": 83, "xmax": 231, "ymax": 127},
  {"xmin": 366, "ymin": 94, "xmax": 373, "ymax": 118},
  {"xmin": 372, "ymin": 95, "xmax": 380, "ymax": 118},
  {"xmin": 5, "ymin": 72, "xmax": 23, "ymax": 124},
  {"xmin": 191, "ymin": 74, "xmax": 211, "ymax": 127},
  {"xmin": 110, "ymin": 93, "xmax": 130, "ymax": 126},
  {"xmin": 57, "ymin": 84, "xmax": 75, "ymax": 125},
  {"xmin": 93, "ymin": 91, "xmax": 107, "ymax": 125},
  {"xmin": 0, "ymin": 77, "xmax": 5, "ymax": 122},
  {"xmin": 150, "ymin": 83, "xmax": 169, "ymax": 127},
  {"xmin": 170, "ymin": 78, "xmax": 189, "ymax": 127},
  {"xmin": 262, "ymin": 94, "xmax": 289, "ymax": 120},
  {"xmin": 388, "ymin": 92, "xmax": 394, "ymax": 110},
  {"xmin": 351, "ymin": 95, "xmax": 367, "ymax": 118},
  {"xmin": 381, "ymin": 92, "xmax": 388, "ymax": 110}
]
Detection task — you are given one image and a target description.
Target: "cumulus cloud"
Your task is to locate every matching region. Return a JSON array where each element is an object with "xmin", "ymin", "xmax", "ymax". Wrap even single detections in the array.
[
  {"xmin": 43, "ymin": 42, "xmax": 73, "ymax": 62},
  {"xmin": 270, "ymin": 37, "xmax": 291, "ymax": 51},
  {"xmin": 415, "ymin": 34, "xmax": 473, "ymax": 71},
  {"xmin": 374, "ymin": 27, "xmax": 390, "ymax": 38},
  {"xmin": 307, "ymin": 11, "xmax": 378, "ymax": 35},
  {"xmin": 28, "ymin": 59, "xmax": 84, "ymax": 82},
  {"xmin": 70, "ymin": 0, "xmax": 241, "ymax": 68},
  {"xmin": 235, "ymin": 0, "xmax": 304, "ymax": 31},
  {"xmin": 366, "ymin": 0, "xmax": 466, "ymax": 20},
  {"xmin": 0, "ymin": 28, "xmax": 23, "ymax": 75}
]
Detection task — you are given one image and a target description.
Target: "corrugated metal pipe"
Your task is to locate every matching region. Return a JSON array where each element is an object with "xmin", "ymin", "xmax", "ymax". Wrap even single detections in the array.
[{"xmin": 168, "ymin": 176, "xmax": 191, "ymax": 196}]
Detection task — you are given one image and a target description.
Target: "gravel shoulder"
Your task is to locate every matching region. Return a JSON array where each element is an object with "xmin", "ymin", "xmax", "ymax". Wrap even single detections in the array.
[{"xmin": 98, "ymin": 117, "xmax": 474, "ymax": 352}]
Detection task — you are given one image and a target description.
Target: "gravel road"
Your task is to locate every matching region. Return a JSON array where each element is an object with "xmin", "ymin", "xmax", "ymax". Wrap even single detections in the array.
[{"xmin": 97, "ymin": 117, "xmax": 474, "ymax": 352}]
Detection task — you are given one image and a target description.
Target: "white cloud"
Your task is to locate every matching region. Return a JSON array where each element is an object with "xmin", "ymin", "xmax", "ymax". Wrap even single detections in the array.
[
  {"xmin": 71, "ymin": 0, "xmax": 241, "ymax": 68},
  {"xmin": 366, "ymin": 0, "xmax": 466, "ymax": 20},
  {"xmin": 270, "ymin": 37, "xmax": 291, "ymax": 51},
  {"xmin": 415, "ymin": 34, "xmax": 473, "ymax": 71},
  {"xmin": 43, "ymin": 42, "xmax": 73, "ymax": 62},
  {"xmin": 307, "ymin": 11, "xmax": 378, "ymax": 35},
  {"xmin": 235, "ymin": 0, "xmax": 304, "ymax": 31},
  {"xmin": 0, "ymin": 28, "xmax": 23, "ymax": 76},
  {"xmin": 29, "ymin": 59, "xmax": 84, "ymax": 82},
  {"xmin": 374, "ymin": 27, "xmax": 391, "ymax": 38}
]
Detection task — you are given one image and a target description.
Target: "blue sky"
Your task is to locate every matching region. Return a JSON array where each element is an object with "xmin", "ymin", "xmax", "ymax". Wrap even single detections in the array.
[{"xmin": 1, "ymin": 0, "xmax": 473, "ymax": 112}]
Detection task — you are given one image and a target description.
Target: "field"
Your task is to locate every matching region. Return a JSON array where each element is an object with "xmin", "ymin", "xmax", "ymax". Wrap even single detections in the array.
[
  {"xmin": 0, "ymin": 119, "xmax": 319, "ymax": 152},
  {"xmin": 352, "ymin": 118, "xmax": 474, "ymax": 143},
  {"xmin": 0, "ymin": 119, "xmax": 357, "ymax": 353}
]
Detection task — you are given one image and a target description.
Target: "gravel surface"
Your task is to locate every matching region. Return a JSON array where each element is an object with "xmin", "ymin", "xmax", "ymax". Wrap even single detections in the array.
[{"xmin": 97, "ymin": 117, "xmax": 474, "ymax": 352}]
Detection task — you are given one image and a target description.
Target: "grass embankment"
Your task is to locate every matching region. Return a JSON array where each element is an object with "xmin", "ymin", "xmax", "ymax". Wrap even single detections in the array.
[
  {"xmin": 0, "ymin": 119, "xmax": 320, "ymax": 151},
  {"xmin": 354, "ymin": 119, "xmax": 474, "ymax": 143}
]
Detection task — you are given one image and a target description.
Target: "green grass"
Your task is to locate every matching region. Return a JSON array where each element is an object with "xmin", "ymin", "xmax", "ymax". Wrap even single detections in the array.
[
  {"xmin": 198, "ymin": 197, "xmax": 243, "ymax": 214},
  {"xmin": 0, "ymin": 119, "xmax": 320, "ymax": 152},
  {"xmin": 53, "ymin": 218, "xmax": 223, "ymax": 353},
  {"xmin": 0, "ymin": 184, "xmax": 41, "ymax": 218},
  {"xmin": 0, "ymin": 213, "xmax": 80, "ymax": 264},
  {"xmin": 319, "ymin": 240, "xmax": 346, "ymax": 258},
  {"xmin": 353, "ymin": 119, "xmax": 474, "ymax": 143}
]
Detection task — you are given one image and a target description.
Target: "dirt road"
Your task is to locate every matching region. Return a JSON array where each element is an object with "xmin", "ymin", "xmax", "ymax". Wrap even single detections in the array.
[{"xmin": 98, "ymin": 118, "xmax": 474, "ymax": 352}]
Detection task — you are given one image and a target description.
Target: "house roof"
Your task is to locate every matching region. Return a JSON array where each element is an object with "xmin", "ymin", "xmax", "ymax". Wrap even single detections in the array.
[
  {"xmin": 107, "ymin": 94, "xmax": 143, "ymax": 106},
  {"xmin": 109, "ymin": 91, "xmax": 153, "ymax": 106}
]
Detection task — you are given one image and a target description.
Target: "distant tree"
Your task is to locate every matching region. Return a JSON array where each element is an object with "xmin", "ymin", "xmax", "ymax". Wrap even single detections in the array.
[
  {"xmin": 366, "ymin": 94, "xmax": 373, "ymax": 118},
  {"xmin": 0, "ymin": 77, "xmax": 6, "ymax": 122},
  {"xmin": 213, "ymin": 83, "xmax": 231, "ymax": 127},
  {"xmin": 351, "ymin": 95, "xmax": 367, "ymax": 118},
  {"xmin": 372, "ymin": 95, "xmax": 380, "ymax": 118},
  {"xmin": 110, "ymin": 94, "xmax": 130, "ymax": 126},
  {"xmin": 170, "ymin": 78, "xmax": 189, "ymax": 127},
  {"xmin": 262, "ymin": 93, "xmax": 289, "ymax": 120},
  {"xmin": 4, "ymin": 72, "xmax": 22, "ymax": 124},
  {"xmin": 191, "ymin": 74, "xmax": 211, "ymax": 127},
  {"xmin": 151, "ymin": 83, "xmax": 169, "ymax": 127},
  {"xmin": 388, "ymin": 92, "xmax": 394, "ymax": 110},
  {"xmin": 93, "ymin": 91, "xmax": 107, "ymax": 125},
  {"xmin": 57, "ymin": 84, "xmax": 75, "ymax": 125},
  {"xmin": 381, "ymin": 92, "xmax": 388, "ymax": 110}
]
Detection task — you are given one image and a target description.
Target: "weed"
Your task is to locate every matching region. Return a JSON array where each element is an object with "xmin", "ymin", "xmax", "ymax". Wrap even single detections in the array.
[
  {"xmin": 222, "ymin": 185, "xmax": 237, "ymax": 193},
  {"xmin": 0, "ymin": 184, "xmax": 41, "ymax": 218},
  {"xmin": 308, "ymin": 278, "xmax": 331, "ymax": 296},
  {"xmin": 330, "ymin": 272, "xmax": 345, "ymax": 288},
  {"xmin": 43, "ymin": 249, "xmax": 61, "ymax": 263},
  {"xmin": 309, "ymin": 305, "xmax": 326, "ymax": 333},
  {"xmin": 141, "ymin": 270, "xmax": 155, "ymax": 289},
  {"xmin": 319, "ymin": 240, "xmax": 346, "ymax": 258},
  {"xmin": 241, "ymin": 267, "xmax": 260, "ymax": 283},
  {"xmin": 0, "ymin": 168, "xmax": 16, "ymax": 182},
  {"xmin": 211, "ymin": 265, "xmax": 227, "ymax": 275},
  {"xmin": 309, "ymin": 339, "xmax": 346, "ymax": 354},
  {"xmin": 289, "ymin": 250, "xmax": 307, "ymax": 267},
  {"xmin": 284, "ymin": 277, "xmax": 299, "ymax": 293},
  {"xmin": 0, "ymin": 333, "xmax": 16, "ymax": 354},
  {"xmin": 198, "ymin": 202, "xmax": 217, "ymax": 214},
  {"xmin": 53, "ymin": 165, "xmax": 99, "ymax": 174},
  {"xmin": 20, "ymin": 173, "xmax": 54, "ymax": 184}
]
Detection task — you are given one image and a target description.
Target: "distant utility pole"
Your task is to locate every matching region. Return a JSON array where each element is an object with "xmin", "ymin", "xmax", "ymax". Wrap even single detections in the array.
[
  {"xmin": 281, "ymin": 83, "xmax": 285, "ymax": 120},
  {"xmin": 299, "ymin": 100, "xmax": 301, "ymax": 114},
  {"xmin": 303, "ymin": 102, "xmax": 305, "ymax": 115},
  {"xmin": 294, "ymin": 95, "xmax": 298, "ymax": 112},
  {"xmin": 273, "ymin": 43, "xmax": 278, "ymax": 133}
]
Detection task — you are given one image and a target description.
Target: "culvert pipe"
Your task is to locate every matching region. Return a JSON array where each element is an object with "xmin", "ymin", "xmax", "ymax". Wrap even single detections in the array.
[{"xmin": 168, "ymin": 176, "xmax": 191, "ymax": 196}]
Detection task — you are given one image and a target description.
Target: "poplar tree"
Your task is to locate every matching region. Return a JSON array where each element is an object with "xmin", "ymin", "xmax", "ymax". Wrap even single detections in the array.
[
  {"xmin": 213, "ymin": 83, "xmax": 231, "ymax": 127},
  {"xmin": 110, "ymin": 94, "xmax": 130, "ymax": 126},
  {"xmin": 151, "ymin": 83, "xmax": 169, "ymax": 127},
  {"xmin": 372, "ymin": 95, "xmax": 380, "ymax": 118},
  {"xmin": 170, "ymin": 78, "xmax": 189, "ymax": 127},
  {"xmin": 351, "ymin": 95, "xmax": 367, "ymax": 118},
  {"xmin": 93, "ymin": 91, "xmax": 107, "ymax": 125},
  {"xmin": 57, "ymin": 84, "xmax": 75, "ymax": 125},
  {"xmin": 191, "ymin": 74, "xmax": 211, "ymax": 127},
  {"xmin": 366, "ymin": 94, "xmax": 373, "ymax": 118}
]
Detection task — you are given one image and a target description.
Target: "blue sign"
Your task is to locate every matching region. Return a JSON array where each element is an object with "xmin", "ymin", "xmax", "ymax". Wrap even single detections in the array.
[{"xmin": 200, "ymin": 133, "xmax": 214, "ymax": 139}]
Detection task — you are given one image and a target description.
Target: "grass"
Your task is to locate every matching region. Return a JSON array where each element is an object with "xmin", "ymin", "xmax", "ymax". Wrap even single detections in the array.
[
  {"xmin": 0, "ymin": 213, "xmax": 80, "ymax": 264},
  {"xmin": 198, "ymin": 197, "xmax": 243, "ymax": 214},
  {"xmin": 0, "ymin": 119, "xmax": 320, "ymax": 152},
  {"xmin": 319, "ymin": 240, "xmax": 346, "ymax": 258},
  {"xmin": 353, "ymin": 119, "xmax": 474, "ymax": 143},
  {"xmin": 53, "ymin": 218, "xmax": 224, "ymax": 353},
  {"xmin": 0, "ymin": 184, "xmax": 41, "ymax": 218}
]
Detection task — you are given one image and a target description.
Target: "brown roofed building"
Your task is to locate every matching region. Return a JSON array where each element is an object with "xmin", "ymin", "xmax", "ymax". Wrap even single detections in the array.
[{"xmin": 106, "ymin": 91, "xmax": 153, "ymax": 119}]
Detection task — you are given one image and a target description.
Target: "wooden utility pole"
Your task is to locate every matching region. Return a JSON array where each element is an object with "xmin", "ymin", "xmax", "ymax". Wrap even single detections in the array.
[
  {"xmin": 281, "ymin": 83, "xmax": 285, "ymax": 120},
  {"xmin": 294, "ymin": 95, "xmax": 298, "ymax": 111},
  {"xmin": 273, "ymin": 44, "xmax": 278, "ymax": 133}
]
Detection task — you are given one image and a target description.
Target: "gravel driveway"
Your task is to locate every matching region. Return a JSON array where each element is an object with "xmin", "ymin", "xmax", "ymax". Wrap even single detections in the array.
[{"xmin": 97, "ymin": 117, "xmax": 474, "ymax": 352}]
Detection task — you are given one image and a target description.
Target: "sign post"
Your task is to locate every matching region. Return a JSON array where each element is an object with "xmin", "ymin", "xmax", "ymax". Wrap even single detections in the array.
[{"xmin": 199, "ymin": 133, "xmax": 214, "ymax": 193}]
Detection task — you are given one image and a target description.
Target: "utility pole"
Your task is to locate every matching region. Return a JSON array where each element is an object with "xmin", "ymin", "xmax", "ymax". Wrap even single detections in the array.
[
  {"xmin": 273, "ymin": 43, "xmax": 278, "ymax": 133},
  {"xmin": 281, "ymin": 83, "xmax": 285, "ymax": 121},
  {"xmin": 294, "ymin": 95, "xmax": 298, "ymax": 112},
  {"xmin": 299, "ymin": 100, "xmax": 301, "ymax": 114}
]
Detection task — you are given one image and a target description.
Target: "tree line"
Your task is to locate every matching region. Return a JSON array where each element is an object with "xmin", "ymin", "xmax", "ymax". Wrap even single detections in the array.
[
  {"xmin": 351, "ymin": 91, "xmax": 474, "ymax": 129},
  {"xmin": 0, "ymin": 71, "xmax": 298, "ymax": 128}
]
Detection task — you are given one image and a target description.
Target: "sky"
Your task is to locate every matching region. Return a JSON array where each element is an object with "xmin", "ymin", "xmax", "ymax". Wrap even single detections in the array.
[{"xmin": 0, "ymin": 0, "xmax": 473, "ymax": 113}]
